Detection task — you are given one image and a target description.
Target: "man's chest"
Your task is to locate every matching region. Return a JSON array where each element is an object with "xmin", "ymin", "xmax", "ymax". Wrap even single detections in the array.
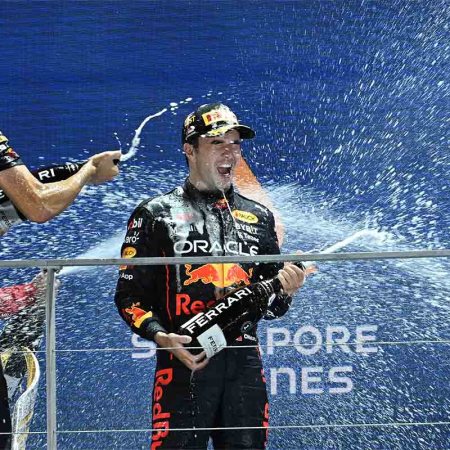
[{"xmin": 159, "ymin": 202, "xmax": 265, "ymax": 257}]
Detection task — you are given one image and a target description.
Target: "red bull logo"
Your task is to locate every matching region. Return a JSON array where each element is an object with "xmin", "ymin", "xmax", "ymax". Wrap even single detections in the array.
[
  {"xmin": 124, "ymin": 303, "xmax": 147, "ymax": 321},
  {"xmin": 183, "ymin": 263, "xmax": 253, "ymax": 288},
  {"xmin": 123, "ymin": 303, "xmax": 153, "ymax": 328}
]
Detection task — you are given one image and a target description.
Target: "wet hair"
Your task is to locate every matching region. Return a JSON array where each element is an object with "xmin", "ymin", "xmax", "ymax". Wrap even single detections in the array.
[
  {"xmin": 189, "ymin": 136, "xmax": 199, "ymax": 148},
  {"xmin": 184, "ymin": 136, "xmax": 199, "ymax": 166}
]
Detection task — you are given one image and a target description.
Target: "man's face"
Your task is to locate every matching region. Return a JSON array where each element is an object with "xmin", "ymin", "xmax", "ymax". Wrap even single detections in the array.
[{"xmin": 186, "ymin": 129, "xmax": 242, "ymax": 192}]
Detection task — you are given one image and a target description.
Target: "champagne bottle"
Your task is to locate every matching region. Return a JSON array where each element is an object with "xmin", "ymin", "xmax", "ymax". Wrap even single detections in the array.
[
  {"xmin": 0, "ymin": 161, "xmax": 85, "ymax": 233},
  {"xmin": 178, "ymin": 263, "xmax": 306, "ymax": 358}
]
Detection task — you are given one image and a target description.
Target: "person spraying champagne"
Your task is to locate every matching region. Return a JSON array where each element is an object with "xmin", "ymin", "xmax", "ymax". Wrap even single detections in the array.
[
  {"xmin": 0, "ymin": 161, "xmax": 86, "ymax": 233},
  {"xmin": 0, "ymin": 130, "xmax": 120, "ymax": 449}
]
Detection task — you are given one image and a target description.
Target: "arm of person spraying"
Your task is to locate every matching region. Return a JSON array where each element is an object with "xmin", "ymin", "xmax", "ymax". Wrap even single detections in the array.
[{"xmin": 0, "ymin": 150, "xmax": 120, "ymax": 223}]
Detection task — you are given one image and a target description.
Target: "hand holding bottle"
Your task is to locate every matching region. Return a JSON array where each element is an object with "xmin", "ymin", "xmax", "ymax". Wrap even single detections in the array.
[
  {"xmin": 277, "ymin": 262, "xmax": 306, "ymax": 296},
  {"xmin": 86, "ymin": 150, "xmax": 121, "ymax": 184},
  {"xmin": 154, "ymin": 331, "xmax": 209, "ymax": 371}
]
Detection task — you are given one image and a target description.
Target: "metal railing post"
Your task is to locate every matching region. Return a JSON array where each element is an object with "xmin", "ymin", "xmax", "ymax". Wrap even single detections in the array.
[{"xmin": 45, "ymin": 268, "xmax": 58, "ymax": 449}]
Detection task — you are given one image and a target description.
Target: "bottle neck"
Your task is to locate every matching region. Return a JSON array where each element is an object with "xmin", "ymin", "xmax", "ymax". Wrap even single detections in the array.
[{"xmin": 271, "ymin": 277, "xmax": 284, "ymax": 294}]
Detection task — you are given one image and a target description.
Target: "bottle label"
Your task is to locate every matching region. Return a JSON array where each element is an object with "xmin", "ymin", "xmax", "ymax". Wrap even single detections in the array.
[{"xmin": 197, "ymin": 324, "xmax": 227, "ymax": 358}]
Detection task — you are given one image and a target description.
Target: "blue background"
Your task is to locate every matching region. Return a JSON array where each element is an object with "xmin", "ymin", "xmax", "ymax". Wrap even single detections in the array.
[{"xmin": 1, "ymin": 1, "xmax": 449, "ymax": 449}]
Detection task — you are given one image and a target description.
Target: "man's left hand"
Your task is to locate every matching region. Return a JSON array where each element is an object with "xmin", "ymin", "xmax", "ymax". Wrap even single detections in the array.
[{"xmin": 277, "ymin": 263, "xmax": 306, "ymax": 296}]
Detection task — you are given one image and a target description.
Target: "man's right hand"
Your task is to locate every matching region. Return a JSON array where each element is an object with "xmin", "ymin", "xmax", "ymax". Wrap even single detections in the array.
[
  {"xmin": 154, "ymin": 332, "xmax": 209, "ymax": 371},
  {"xmin": 87, "ymin": 150, "xmax": 121, "ymax": 184}
]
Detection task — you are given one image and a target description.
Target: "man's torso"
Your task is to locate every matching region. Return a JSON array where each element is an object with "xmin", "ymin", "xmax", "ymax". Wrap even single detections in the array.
[{"xmin": 118, "ymin": 181, "xmax": 279, "ymax": 341}]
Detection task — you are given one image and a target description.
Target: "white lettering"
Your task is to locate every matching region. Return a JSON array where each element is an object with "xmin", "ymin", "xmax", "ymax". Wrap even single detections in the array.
[
  {"xmin": 356, "ymin": 325, "xmax": 378, "ymax": 354},
  {"xmin": 270, "ymin": 368, "xmax": 296, "ymax": 395},
  {"xmin": 236, "ymin": 223, "xmax": 258, "ymax": 234},
  {"xmin": 266, "ymin": 324, "xmax": 379, "ymax": 356},
  {"xmin": 267, "ymin": 327, "xmax": 290, "ymax": 356},
  {"xmin": 215, "ymin": 303, "xmax": 227, "ymax": 313},
  {"xmin": 329, "ymin": 366, "xmax": 353, "ymax": 394},
  {"xmin": 197, "ymin": 241, "xmax": 210, "ymax": 253},
  {"xmin": 125, "ymin": 232, "xmax": 140, "ymax": 244},
  {"xmin": 262, "ymin": 324, "xmax": 379, "ymax": 397},
  {"xmin": 173, "ymin": 239, "xmax": 257, "ymax": 256},
  {"xmin": 173, "ymin": 240, "xmax": 190, "ymax": 254},
  {"xmin": 243, "ymin": 333, "xmax": 257, "ymax": 342},
  {"xmin": 205, "ymin": 310, "xmax": 218, "ymax": 321},
  {"xmin": 293, "ymin": 326, "xmax": 323, "ymax": 356},
  {"xmin": 129, "ymin": 217, "xmax": 143, "ymax": 230},
  {"xmin": 186, "ymin": 322, "xmax": 198, "ymax": 334},
  {"xmin": 268, "ymin": 366, "xmax": 356, "ymax": 396},
  {"xmin": 302, "ymin": 367, "xmax": 323, "ymax": 394},
  {"xmin": 131, "ymin": 334, "xmax": 156, "ymax": 359},
  {"xmin": 197, "ymin": 315, "xmax": 208, "ymax": 327},
  {"xmin": 326, "ymin": 326, "xmax": 351, "ymax": 354},
  {"xmin": 38, "ymin": 168, "xmax": 55, "ymax": 181},
  {"xmin": 226, "ymin": 296, "xmax": 239, "ymax": 307},
  {"xmin": 235, "ymin": 288, "xmax": 251, "ymax": 300},
  {"xmin": 120, "ymin": 273, "xmax": 134, "ymax": 281}
]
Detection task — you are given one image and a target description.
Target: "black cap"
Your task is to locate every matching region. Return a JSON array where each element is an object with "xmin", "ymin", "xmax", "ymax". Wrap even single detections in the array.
[{"xmin": 182, "ymin": 103, "xmax": 255, "ymax": 144}]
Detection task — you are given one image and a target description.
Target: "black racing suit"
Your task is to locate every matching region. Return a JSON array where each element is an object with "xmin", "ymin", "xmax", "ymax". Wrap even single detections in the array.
[
  {"xmin": 115, "ymin": 179, "xmax": 292, "ymax": 450},
  {"xmin": 0, "ymin": 132, "xmax": 23, "ymax": 450}
]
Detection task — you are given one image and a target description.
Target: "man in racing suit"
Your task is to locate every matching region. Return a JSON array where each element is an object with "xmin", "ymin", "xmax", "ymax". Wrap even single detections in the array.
[
  {"xmin": 0, "ymin": 131, "xmax": 120, "ymax": 449},
  {"xmin": 114, "ymin": 103, "xmax": 305, "ymax": 449}
]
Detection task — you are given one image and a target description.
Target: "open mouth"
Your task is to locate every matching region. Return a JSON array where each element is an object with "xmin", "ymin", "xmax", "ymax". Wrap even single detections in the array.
[{"xmin": 217, "ymin": 164, "xmax": 232, "ymax": 177}]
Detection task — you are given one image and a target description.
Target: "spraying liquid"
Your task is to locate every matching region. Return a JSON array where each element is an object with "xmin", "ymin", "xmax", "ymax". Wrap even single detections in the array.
[
  {"xmin": 302, "ymin": 229, "xmax": 389, "ymax": 269},
  {"xmin": 119, "ymin": 96, "xmax": 193, "ymax": 161},
  {"xmin": 319, "ymin": 229, "xmax": 389, "ymax": 254},
  {"xmin": 113, "ymin": 132, "xmax": 123, "ymax": 152},
  {"xmin": 57, "ymin": 232, "xmax": 125, "ymax": 276},
  {"xmin": 120, "ymin": 108, "xmax": 168, "ymax": 162}
]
